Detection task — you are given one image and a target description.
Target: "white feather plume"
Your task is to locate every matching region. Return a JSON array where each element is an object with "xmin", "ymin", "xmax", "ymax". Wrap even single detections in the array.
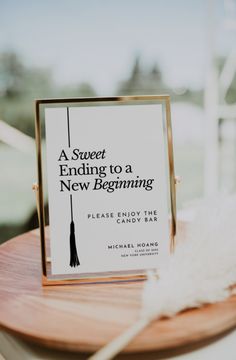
[{"xmin": 142, "ymin": 195, "xmax": 236, "ymax": 321}]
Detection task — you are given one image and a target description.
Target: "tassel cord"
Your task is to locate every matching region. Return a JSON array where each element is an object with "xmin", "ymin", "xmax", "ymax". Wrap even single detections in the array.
[{"xmin": 69, "ymin": 194, "xmax": 80, "ymax": 267}]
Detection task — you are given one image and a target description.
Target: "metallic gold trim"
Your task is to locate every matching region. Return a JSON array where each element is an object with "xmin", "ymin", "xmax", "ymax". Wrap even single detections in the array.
[
  {"xmin": 35, "ymin": 95, "xmax": 176, "ymax": 285},
  {"xmin": 32, "ymin": 183, "xmax": 40, "ymax": 222},
  {"xmin": 165, "ymin": 97, "xmax": 176, "ymax": 253},
  {"xmin": 42, "ymin": 274, "xmax": 147, "ymax": 286},
  {"xmin": 35, "ymin": 102, "xmax": 47, "ymax": 276}
]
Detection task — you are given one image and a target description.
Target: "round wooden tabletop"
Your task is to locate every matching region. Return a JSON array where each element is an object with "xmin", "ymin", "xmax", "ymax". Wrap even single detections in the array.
[{"xmin": 0, "ymin": 227, "xmax": 236, "ymax": 356}]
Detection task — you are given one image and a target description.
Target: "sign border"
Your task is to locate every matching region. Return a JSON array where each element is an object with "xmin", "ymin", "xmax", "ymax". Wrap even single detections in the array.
[{"xmin": 35, "ymin": 95, "xmax": 176, "ymax": 285}]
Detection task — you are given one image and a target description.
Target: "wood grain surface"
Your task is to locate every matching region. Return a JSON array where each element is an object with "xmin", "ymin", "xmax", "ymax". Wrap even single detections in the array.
[{"xmin": 0, "ymin": 225, "xmax": 236, "ymax": 355}]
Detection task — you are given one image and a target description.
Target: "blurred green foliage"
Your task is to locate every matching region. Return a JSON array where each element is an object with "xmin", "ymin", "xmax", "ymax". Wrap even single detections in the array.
[
  {"xmin": 1, "ymin": 52, "xmax": 235, "ymax": 140},
  {"xmin": 0, "ymin": 51, "xmax": 97, "ymax": 137},
  {"xmin": 116, "ymin": 56, "xmax": 203, "ymax": 106}
]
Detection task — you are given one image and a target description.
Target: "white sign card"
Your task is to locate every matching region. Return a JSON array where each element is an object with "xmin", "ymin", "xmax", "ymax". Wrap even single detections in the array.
[{"xmin": 35, "ymin": 96, "xmax": 176, "ymax": 284}]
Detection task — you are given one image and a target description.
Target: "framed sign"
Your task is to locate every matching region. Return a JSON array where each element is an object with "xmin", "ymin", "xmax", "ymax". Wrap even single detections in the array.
[{"xmin": 35, "ymin": 95, "xmax": 176, "ymax": 285}]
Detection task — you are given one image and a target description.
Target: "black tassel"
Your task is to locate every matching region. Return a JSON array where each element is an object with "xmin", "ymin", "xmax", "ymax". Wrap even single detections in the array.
[{"xmin": 69, "ymin": 194, "xmax": 80, "ymax": 267}]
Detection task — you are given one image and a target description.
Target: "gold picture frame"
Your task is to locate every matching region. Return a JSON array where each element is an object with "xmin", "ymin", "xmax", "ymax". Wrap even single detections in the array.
[{"xmin": 34, "ymin": 95, "xmax": 176, "ymax": 285}]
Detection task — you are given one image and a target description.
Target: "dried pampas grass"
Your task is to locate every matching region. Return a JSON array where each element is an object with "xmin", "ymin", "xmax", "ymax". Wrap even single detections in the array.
[
  {"xmin": 89, "ymin": 196, "xmax": 236, "ymax": 360},
  {"xmin": 142, "ymin": 195, "xmax": 236, "ymax": 319}
]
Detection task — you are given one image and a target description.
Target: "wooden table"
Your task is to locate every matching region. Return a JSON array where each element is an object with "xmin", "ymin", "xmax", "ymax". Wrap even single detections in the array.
[{"xmin": 0, "ymin": 227, "xmax": 236, "ymax": 359}]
